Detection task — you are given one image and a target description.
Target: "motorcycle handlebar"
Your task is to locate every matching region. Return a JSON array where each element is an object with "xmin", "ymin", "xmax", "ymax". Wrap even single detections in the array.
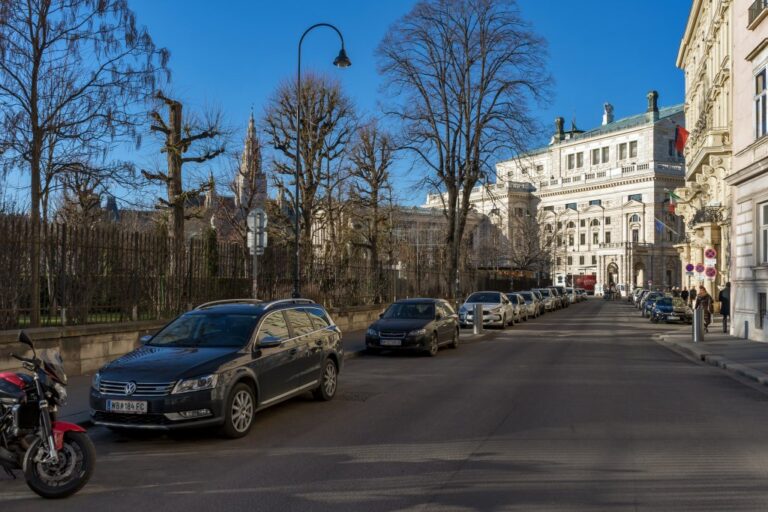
[{"xmin": 10, "ymin": 353, "xmax": 36, "ymax": 364}]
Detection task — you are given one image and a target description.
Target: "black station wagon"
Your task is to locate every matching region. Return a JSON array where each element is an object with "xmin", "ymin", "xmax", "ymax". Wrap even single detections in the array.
[{"xmin": 90, "ymin": 299, "xmax": 343, "ymax": 438}]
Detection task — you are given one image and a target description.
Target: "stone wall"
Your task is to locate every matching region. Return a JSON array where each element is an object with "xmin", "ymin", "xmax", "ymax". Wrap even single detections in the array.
[{"xmin": 0, "ymin": 305, "xmax": 383, "ymax": 377}]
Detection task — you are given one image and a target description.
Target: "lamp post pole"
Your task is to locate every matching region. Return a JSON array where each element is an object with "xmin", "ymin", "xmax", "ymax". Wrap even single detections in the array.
[{"xmin": 293, "ymin": 23, "xmax": 351, "ymax": 298}]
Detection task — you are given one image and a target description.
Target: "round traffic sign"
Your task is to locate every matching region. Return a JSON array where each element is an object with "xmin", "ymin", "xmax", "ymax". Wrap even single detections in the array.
[{"xmin": 685, "ymin": 263, "xmax": 695, "ymax": 272}]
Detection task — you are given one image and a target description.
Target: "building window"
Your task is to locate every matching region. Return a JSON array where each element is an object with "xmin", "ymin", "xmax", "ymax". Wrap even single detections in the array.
[
  {"xmin": 757, "ymin": 69, "xmax": 767, "ymax": 139},
  {"xmin": 591, "ymin": 148, "xmax": 600, "ymax": 165},
  {"xmin": 629, "ymin": 213, "xmax": 641, "ymax": 223},
  {"xmin": 605, "ymin": 217, "xmax": 611, "ymax": 225},
  {"xmin": 557, "ymin": 221, "xmax": 563, "ymax": 229},
  {"xmin": 567, "ymin": 154, "xmax": 575, "ymax": 170},
  {"xmin": 592, "ymin": 255, "xmax": 597, "ymax": 265},
  {"xmin": 580, "ymin": 219, "xmax": 586, "ymax": 227},
  {"xmin": 557, "ymin": 235, "xmax": 563, "ymax": 246},
  {"xmin": 580, "ymin": 233, "xmax": 586, "ymax": 245},
  {"xmin": 605, "ymin": 232, "xmax": 611, "ymax": 243},
  {"xmin": 536, "ymin": 164, "xmax": 544, "ymax": 173},
  {"xmin": 629, "ymin": 140, "xmax": 638, "ymax": 158},
  {"xmin": 592, "ymin": 232, "xmax": 599, "ymax": 244},
  {"xmin": 521, "ymin": 167, "xmax": 528, "ymax": 175},
  {"xmin": 566, "ymin": 202, "xmax": 577, "ymax": 211},
  {"xmin": 632, "ymin": 229, "xmax": 639, "ymax": 243},
  {"xmin": 619, "ymin": 142, "xmax": 628, "ymax": 160},
  {"xmin": 589, "ymin": 199, "xmax": 602, "ymax": 206},
  {"xmin": 579, "ymin": 255, "xmax": 585, "ymax": 265},
  {"xmin": 567, "ymin": 221, "xmax": 575, "ymax": 229},
  {"xmin": 601, "ymin": 146, "xmax": 609, "ymax": 163},
  {"xmin": 569, "ymin": 235, "xmax": 574, "ymax": 246},
  {"xmin": 567, "ymin": 256, "xmax": 573, "ymax": 265},
  {"xmin": 543, "ymin": 205, "xmax": 554, "ymax": 212},
  {"xmin": 556, "ymin": 257, "xmax": 561, "ymax": 266},
  {"xmin": 628, "ymin": 193, "xmax": 642, "ymax": 202},
  {"xmin": 576, "ymin": 152, "xmax": 584, "ymax": 168},
  {"xmin": 760, "ymin": 293, "xmax": 767, "ymax": 330},
  {"xmin": 761, "ymin": 203, "xmax": 768, "ymax": 264},
  {"xmin": 515, "ymin": 207, "xmax": 523, "ymax": 217},
  {"xmin": 590, "ymin": 218, "xmax": 600, "ymax": 226}
]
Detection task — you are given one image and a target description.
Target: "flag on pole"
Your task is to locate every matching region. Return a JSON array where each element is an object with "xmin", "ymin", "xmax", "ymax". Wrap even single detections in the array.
[
  {"xmin": 654, "ymin": 216, "xmax": 681, "ymax": 236},
  {"xmin": 667, "ymin": 190, "xmax": 681, "ymax": 213},
  {"xmin": 674, "ymin": 125, "xmax": 689, "ymax": 153},
  {"xmin": 655, "ymin": 218, "xmax": 665, "ymax": 233}
]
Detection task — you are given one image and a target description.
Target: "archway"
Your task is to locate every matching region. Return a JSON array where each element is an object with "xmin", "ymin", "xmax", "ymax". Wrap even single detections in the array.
[
  {"xmin": 634, "ymin": 262, "xmax": 645, "ymax": 288},
  {"xmin": 606, "ymin": 262, "xmax": 619, "ymax": 286}
]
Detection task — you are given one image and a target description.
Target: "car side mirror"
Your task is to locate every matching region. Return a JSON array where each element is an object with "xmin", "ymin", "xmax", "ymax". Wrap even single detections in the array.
[
  {"xmin": 139, "ymin": 335, "xmax": 152, "ymax": 345},
  {"xmin": 259, "ymin": 335, "xmax": 282, "ymax": 348}
]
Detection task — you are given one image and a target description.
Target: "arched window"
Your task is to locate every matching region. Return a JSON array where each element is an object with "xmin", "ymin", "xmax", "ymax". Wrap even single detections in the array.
[
  {"xmin": 591, "ymin": 219, "xmax": 600, "ymax": 227},
  {"xmin": 567, "ymin": 221, "xmax": 576, "ymax": 229},
  {"xmin": 629, "ymin": 214, "xmax": 641, "ymax": 223},
  {"xmin": 544, "ymin": 224, "xmax": 553, "ymax": 233}
]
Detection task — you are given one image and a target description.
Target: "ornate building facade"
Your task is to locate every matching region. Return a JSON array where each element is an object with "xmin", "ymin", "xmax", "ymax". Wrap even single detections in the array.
[
  {"xmin": 724, "ymin": 0, "xmax": 768, "ymax": 339},
  {"xmin": 674, "ymin": 0, "xmax": 733, "ymax": 298}
]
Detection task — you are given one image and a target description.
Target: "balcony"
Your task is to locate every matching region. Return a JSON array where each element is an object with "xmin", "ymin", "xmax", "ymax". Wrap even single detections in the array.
[
  {"xmin": 749, "ymin": 0, "xmax": 768, "ymax": 28},
  {"xmin": 538, "ymin": 161, "xmax": 684, "ymax": 191}
]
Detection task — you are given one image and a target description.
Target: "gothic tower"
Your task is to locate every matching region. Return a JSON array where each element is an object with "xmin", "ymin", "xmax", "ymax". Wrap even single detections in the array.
[{"xmin": 236, "ymin": 111, "xmax": 267, "ymax": 209}]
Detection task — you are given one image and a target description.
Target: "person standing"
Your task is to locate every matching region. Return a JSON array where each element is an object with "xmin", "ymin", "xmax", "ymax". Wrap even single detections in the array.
[
  {"xmin": 718, "ymin": 282, "xmax": 731, "ymax": 333},
  {"xmin": 694, "ymin": 286, "xmax": 714, "ymax": 333},
  {"xmin": 681, "ymin": 287, "xmax": 689, "ymax": 303},
  {"xmin": 689, "ymin": 286, "xmax": 697, "ymax": 307}
]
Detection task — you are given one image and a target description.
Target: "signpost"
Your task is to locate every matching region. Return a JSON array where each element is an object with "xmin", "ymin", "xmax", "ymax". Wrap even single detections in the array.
[{"xmin": 247, "ymin": 209, "xmax": 268, "ymax": 298}]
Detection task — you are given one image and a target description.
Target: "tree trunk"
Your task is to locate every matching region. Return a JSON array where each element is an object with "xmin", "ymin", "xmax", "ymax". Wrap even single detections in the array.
[{"xmin": 30, "ymin": 131, "xmax": 42, "ymax": 327}]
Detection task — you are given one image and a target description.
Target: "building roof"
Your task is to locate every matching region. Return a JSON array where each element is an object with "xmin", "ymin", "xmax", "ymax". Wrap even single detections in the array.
[{"xmin": 500, "ymin": 104, "xmax": 685, "ymax": 163}]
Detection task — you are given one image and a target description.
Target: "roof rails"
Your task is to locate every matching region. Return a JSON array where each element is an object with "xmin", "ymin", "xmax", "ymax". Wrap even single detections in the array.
[
  {"xmin": 194, "ymin": 299, "xmax": 264, "ymax": 310},
  {"xmin": 262, "ymin": 298, "xmax": 316, "ymax": 311}
]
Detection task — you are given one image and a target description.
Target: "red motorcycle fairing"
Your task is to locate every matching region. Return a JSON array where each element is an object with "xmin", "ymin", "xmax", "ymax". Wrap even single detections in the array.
[
  {"xmin": 0, "ymin": 372, "xmax": 25, "ymax": 388},
  {"xmin": 52, "ymin": 422, "xmax": 86, "ymax": 451}
]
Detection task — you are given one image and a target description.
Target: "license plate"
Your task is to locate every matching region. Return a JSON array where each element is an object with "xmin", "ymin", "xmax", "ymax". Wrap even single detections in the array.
[
  {"xmin": 380, "ymin": 339, "xmax": 402, "ymax": 347},
  {"xmin": 668, "ymin": 315, "xmax": 679, "ymax": 320},
  {"xmin": 107, "ymin": 400, "xmax": 148, "ymax": 414}
]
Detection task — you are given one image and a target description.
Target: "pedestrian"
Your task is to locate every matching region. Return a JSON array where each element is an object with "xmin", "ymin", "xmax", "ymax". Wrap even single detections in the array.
[
  {"xmin": 672, "ymin": 287, "xmax": 680, "ymax": 297},
  {"xmin": 694, "ymin": 286, "xmax": 714, "ymax": 333},
  {"xmin": 689, "ymin": 286, "xmax": 697, "ymax": 307},
  {"xmin": 718, "ymin": 282, "xmax": 731, "ymax": 333},
  {"xmin": 681, "ymin": 288, "xmax": 689, "ymax": 303}
]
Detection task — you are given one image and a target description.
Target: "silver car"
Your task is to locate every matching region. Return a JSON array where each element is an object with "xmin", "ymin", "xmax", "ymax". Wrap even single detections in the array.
[
  {"xmin": 507, "ymin": 292, "xmax": 535, "ymax": 320},
  {"xmin": 459, "ymin": 291, "xmax": 515, "ymax": 328},
  {"xmin": 534, "ymin": 288, "xmax": 558, "ymax": 311}
]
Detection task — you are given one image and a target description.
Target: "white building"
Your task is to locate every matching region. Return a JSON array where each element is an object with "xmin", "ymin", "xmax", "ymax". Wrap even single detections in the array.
[
  {"xmin": 427, "ymin": 92, "xmax": 687, "ymax": 293},
  {"xmin": 725, "ymin": 0, "xmax": 768, "ymax": 340}
]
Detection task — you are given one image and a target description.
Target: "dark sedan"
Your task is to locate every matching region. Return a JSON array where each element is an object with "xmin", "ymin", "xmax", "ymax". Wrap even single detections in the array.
[
  {"xmin": 90, "ymin": 299, "xmax": 343, "ymax": 438},
  {"xmin": 651, "ymin": 297, "xmax": 693, "ymax": 324},
  {"xmin": 365, "ymin": 299, "xmax": 459, "ymax": 356}
]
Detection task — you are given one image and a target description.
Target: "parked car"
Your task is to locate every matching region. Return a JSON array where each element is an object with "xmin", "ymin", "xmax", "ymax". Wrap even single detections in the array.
[
  {"xmin": 635, "ymin": 289, "xmax": 651, "ymax": 308},
  {"xmin": 551, "ymin": 286, "xmax": 570, "ymax": 308},
  {"xmin": 629, "ymin": 287, "xmax": 644, "ymax": 303},
  {"xmin": 505, "ymin": 293, "xmax": 529, "ymax": 322},
  {"xmin": 365, "ymin": 298, "xmax": 459, "ymax": 356},
  {"xmin": 534, "ymin": 288, "xmax": 558, "ymax": 311},
  {"xmin": 458, "ymin": 291, "xmax": 515, "ymax": 328},
  {"xmin": 90, "ymin": 298, "xmax": 343, "ymax": 438},
  {"xmin": 575, "ymin": 288, "xmax": 588, "ymax": 301},
  {"xmin": 651, "ymin": 297, "xmax": 693, "ymax": 324},
  {"xmin": 642, "ymin": 293, "xmax": 665, "ymax": 317},
  {"xmin": 517, "ymin": 291, "xmax": 542, "ymax": 317}
]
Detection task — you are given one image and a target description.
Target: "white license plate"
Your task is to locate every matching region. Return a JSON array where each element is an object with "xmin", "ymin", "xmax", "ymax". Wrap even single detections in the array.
[
  {"xmin": 668, "ymin": 315, "xmax": 679, "ymax": 320},
  {"xmin": 380, "ymin": 339, "xmax": 402, "ymax": 347},
  {"xmin": 107, "ymin": 400, "xmax": 148, "ymax": 414}
]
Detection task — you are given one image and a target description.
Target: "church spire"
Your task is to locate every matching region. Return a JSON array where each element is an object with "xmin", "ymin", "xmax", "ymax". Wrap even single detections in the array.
[{"xmin": 236, "ymin": 111, "xmax": 267, "ymax": 209}]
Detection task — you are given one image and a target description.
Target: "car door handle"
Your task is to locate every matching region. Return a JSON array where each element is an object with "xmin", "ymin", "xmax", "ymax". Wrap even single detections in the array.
[{"xmin": 289, "ymin": 348, "xmax": 298, "ymax": 355}]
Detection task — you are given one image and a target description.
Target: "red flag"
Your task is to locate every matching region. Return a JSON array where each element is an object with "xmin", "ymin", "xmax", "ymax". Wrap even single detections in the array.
[{"xmin": 674, "ymin": 125, "xmax": 689, "ymax": 153}]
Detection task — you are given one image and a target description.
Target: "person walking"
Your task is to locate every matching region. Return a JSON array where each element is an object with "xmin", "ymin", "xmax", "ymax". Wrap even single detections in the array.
[
  {"xmin": 694, "ymin": 286, "xmax": 714, "ymax": 333},
  {"xmin": 681, "ymin": 287, "xmax": 689, "ymax": 303},
  {"xmin": 719, "ymin": 282, "xmax": 731, "ymax": 333}
]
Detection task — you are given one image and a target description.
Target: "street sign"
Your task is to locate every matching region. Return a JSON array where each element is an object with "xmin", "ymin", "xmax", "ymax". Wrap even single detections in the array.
[{"xmin": 247, "ymin": 208, "xmax": 268, "ymax": 254}]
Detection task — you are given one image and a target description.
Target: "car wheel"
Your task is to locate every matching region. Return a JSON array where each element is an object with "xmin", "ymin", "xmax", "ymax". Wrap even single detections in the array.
[
  {"xmin": 450, "ymin": 328, "xmax": 459, "ymax": 349},
  {"xmin": 220, "ymin": 383, "xmax": 255, "ymax": 439},
  {"xmin": 426, "ymin": 332, "xmax": 439, "ymax": 356},
  {"xmin": 313, "ymin": 358, "xmax": 338, "ymax": 401}
]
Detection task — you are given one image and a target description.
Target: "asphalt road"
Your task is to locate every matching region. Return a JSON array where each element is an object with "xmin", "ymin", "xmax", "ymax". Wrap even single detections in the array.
[{"xmin": 5, "ymin": 298, "xmax": 768, "ymax": 510}]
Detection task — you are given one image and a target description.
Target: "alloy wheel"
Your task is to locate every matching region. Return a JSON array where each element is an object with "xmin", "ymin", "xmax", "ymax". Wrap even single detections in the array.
[{"xmin": 231, "ymin": 389, "xmax": 254, "ymax": 433}]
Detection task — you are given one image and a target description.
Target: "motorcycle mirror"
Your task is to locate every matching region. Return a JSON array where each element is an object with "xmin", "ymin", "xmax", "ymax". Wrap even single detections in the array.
[{"xmin": 18, "ymin": 330, "xmax": 33, "ymax": 349}]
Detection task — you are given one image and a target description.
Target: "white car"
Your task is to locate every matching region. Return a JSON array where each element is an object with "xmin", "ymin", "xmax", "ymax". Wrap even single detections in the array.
[
  {"xmin": 507, "ymin": 292, "xmax": 534, "ymax": 321},
  {"xmin": 459, "ymin": 291, "xmax": 515, "ymax": 328}
]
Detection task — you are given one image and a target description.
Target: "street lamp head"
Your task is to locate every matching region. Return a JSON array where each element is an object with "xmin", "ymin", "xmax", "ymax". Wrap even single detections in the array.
[{"xmin": 333, "ymin": 47, "xmax": 351, "ymax": 68}]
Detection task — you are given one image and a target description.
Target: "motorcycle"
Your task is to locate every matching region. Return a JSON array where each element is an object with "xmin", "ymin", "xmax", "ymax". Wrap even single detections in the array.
[{"xmin": 0, "ymin": 331, "xmax": 95, "ymax": 498}]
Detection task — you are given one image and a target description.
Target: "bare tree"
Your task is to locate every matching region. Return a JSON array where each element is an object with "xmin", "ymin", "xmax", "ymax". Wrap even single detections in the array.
[
  {"xmin": 141, "ymin": 93, "xmax": 227, "ymax": 274},
  {"xmin": 378, "ymin": 0, "xmax": 549, "ymax": 299},
  {"xmin": 0, "ymin": 0, "xmax": 169, "ymax": 325},
  {"xmin": 348, "ymin": 120, "xmax": 395, "ymax": 301},
  {"xmin": 263, "ymin": 73, "xmax": 356, "ymax": 268}
]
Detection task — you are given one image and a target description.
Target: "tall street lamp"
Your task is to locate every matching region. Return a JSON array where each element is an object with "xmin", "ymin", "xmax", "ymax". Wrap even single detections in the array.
[{"xmin": 293, "ymin": 23, "xmax": 351, "ymax": 298}]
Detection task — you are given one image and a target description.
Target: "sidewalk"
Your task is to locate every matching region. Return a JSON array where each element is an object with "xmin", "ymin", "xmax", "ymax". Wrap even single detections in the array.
[
  {"xmin": 61, "ymin": 326, "xmax": 494, "ymax": 427},
  {"xmin": 655, "ymin": 316, "xmax": 768, "ymax": 387}
]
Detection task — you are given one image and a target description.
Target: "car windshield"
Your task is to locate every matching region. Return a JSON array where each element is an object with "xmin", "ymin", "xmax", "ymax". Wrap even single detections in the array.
[
  {"xmin": 656, "ymin": 298, "xmax": 672, "ymax": 307},
  {"xmin": 383, "ymin": 302, "xmax": 435, "ymax": 320},
  {"xmin": 672, "ymin": 298, "xmax": 687, "ymax": 308},
  {"xmin": 519, "ymin": 292, "xmax": 533, "ymax": 301},
  {"xmin": 148, "ymin": 313, "xmax": 259, "ymax": 348},
  {"xmin": 466, "ymin": 292, "xmax": 501, "ymax": 303},
  {"xmin": 538, "ymin": 289, "xmax": 551, "ymax": 297}
]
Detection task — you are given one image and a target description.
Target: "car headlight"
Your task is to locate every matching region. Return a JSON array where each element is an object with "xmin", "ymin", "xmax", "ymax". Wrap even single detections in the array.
[
  {"xmin": 171, "ymin": 374, "xmax": 218, "ymax": 394},
  {"xmin": 91, "ymin": 372, "xmax": 100, "ymax": 391},
  {"xmin": 409, "ymin": 328, "xmax": 427, "ymax": 336},
  {"xmin": 490, "ymin": 306, "xmax": 501, "ymax": 313},
  {"xmin": 366, "ymin": 327, "xmax": 378, "ymax": 336}
]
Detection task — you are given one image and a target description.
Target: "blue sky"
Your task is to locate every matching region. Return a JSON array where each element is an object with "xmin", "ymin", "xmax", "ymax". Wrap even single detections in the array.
[{"xmin": 5, "ymin": 0, "xmax": 693, "ymax": 208}]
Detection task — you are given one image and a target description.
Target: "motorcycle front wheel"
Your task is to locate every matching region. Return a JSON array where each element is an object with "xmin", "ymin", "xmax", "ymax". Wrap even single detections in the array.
[{"xmin": 24, "ymin": 431, "xmax": 95, "ymax": 499}]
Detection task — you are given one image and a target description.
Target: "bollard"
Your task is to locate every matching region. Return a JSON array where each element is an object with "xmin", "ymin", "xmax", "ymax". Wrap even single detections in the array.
[
  {"xmin": 473, "ymin": 303, "xmax": 483, "ymax": 334},
  {"xmin": 693, "ymin": 308, "xmax": 705, "ymax": 343},
  {"xmin": 745, "ymin": 320, "xmax": 749, "ymax": 340}
]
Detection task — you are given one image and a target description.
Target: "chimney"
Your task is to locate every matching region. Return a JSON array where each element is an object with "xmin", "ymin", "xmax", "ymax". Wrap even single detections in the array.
[
  {"xmin": 646, "ymin": 90, "xmax": 659, "ymax": 122},
  {"xmin": 602, "ymin": 103, "xmax": 614, "ymax": 125}
]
